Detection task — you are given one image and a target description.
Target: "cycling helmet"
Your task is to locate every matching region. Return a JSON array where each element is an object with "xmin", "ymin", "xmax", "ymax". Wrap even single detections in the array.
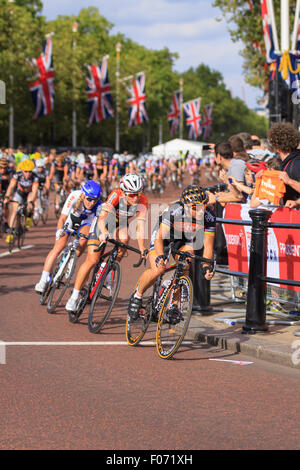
[
  {"xmin": 19, "ymin": 159, "xmax": 35, "ymax": 172},
  {"xmin": 245, "ymin": 160, "xmax": 267, "ymax": 173},
  {"xmin": 180, "ymin": 185, "xmax": 208, "ymax": 205},
  {"xmin": 35, "ymin": 158, "xmax": 45, "ymax": 168},
  {"xmin": 120, "ymin": 174, "xmax": 144, "ymax": 193},
  {"xmin": 82, "ymin": 180, "xmax": 101, "ymax": 199}
]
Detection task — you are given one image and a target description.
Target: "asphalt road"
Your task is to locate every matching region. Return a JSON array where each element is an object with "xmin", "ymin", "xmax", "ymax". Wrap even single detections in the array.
[{"xmin": 1, "ymin": 181, "xmax": 300, "ymax": 451}]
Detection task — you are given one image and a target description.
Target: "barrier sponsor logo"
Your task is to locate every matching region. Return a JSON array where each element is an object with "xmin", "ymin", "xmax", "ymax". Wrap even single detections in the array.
[{"xmin": 279, "ymin": 242, "xmax": 300, "ymax": 257}]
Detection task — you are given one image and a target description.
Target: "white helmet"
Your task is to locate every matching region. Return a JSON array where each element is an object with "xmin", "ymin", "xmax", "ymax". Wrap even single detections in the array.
[
  {"xmin": 120, "ymin": 174, "xmax": 144, "ymax": 193},
  {"xmin": 35, "ymin": 158, "xmax": 45, "ymax": 168}
]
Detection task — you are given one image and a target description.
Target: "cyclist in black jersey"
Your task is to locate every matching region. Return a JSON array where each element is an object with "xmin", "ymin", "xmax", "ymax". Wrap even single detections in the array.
[
  {"xmin": 128, "ymin": 185, "xmax": 216, "ymax": 320},
  {"xmin": 0, "ymin": 158, "xmax": 13, "ymax": 232},
  {"xmin": 4, "ymin": 159, "xmax": 39, "ymax": 240},
  {"xmin": 49, "ymin": 154, "xmax": 69, "ymax": 211}
]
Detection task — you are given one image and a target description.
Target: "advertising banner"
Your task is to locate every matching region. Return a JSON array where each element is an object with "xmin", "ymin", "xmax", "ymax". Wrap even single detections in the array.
[{"xmin": 223, "ymin": 204, "xmax": 300, "ymax": 293}]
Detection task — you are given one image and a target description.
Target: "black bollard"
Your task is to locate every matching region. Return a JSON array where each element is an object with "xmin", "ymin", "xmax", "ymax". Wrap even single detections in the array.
[
  {"xmin": 242, "ymin": 209, "xmax": 272, "ymax": 334},
  {"xmin": 192, "ymin": 248, "xmax": 212, "ymax": 314}
]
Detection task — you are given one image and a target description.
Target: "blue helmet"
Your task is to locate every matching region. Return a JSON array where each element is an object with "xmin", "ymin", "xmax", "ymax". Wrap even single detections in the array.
[{"xmin": 82, "ymin": 180, "xmax": 102, "ymax": 198}]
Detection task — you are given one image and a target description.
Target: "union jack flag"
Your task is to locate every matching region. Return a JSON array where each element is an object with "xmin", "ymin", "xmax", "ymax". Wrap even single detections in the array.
[
  {"xmin": 29, "ymin": 36, "xmax": 54, "ymax": 119},
  {"xmin": 127, "ymin": 72, "xmax": 148, "ymax": 127},
  {"xmin": 260, "ymin": 0, "xmax": 278, "ymax": 64},
  {"xmin": 168, "ymin": 90, "xmax": 182, "ymax": 136},
  {"xmin": 183, "ymin": 97, "xmax": 202, "ymax": 140},
  {"xmin": 86, "ymin": 57, "xmax": 114, "ymax": 125},
  {"xmin": 202, "ymin": 104, "xmax": 213, "ymax": 140}
]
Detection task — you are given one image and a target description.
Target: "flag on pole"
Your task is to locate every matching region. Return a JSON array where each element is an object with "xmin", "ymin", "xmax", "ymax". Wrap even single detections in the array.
[
  {"xmin": 86, "ymin": 57, "xmax": 114, "ymax": 125},
  {"xmin": 127, "ymin": 72, "xmax": 148, "ymax": 127},
  {"xmin": 202, "ymin": 104, "xmax": 213, "ymax": 140},
  {"xmin": 167, "ymin": 90, "xmax": 182, "ymax": 136},
  {"xmin": 183, "ymin": 97, "xmax": 202, "ymax": 140},
  {"xmin": 29, "ymin": 35, "xmax": 55, "ymax": 119},
  {"xmin": 260, "ymin": 0, "xmax": 277, "ymax": 64}
]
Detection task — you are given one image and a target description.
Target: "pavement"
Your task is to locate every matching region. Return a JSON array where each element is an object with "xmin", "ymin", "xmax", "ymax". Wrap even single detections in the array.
[{"xmin": 185, "ymin": 272, "xmax": 300, "ymax": 370}]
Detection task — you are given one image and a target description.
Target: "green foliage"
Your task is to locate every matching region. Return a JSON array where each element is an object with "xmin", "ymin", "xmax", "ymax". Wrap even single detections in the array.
[{"xmin": 0, "ymin": 1, "xmax": 267, "ymax": 151}]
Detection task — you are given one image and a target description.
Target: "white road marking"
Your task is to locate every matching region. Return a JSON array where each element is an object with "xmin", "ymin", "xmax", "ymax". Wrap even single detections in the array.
[
  {"xmin": 0, "ymin": 245, "xmax": 35, "ymax": 258},
  {"xmin": 209, "ymin": 358, "xmax": 253, "ymax": 365}
]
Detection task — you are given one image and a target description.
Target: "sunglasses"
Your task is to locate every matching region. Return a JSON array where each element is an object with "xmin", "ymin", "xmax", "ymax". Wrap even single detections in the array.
[
  {"xmin": 85, "ymin": 196, "xmax": 98, "ymax": 202},
  {"xmin": 126, "ymin": 192, "xmax": 141, "ymax": 198}
]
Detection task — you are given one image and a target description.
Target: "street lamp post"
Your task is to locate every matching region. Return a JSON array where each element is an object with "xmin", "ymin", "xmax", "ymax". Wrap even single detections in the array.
[
  {"xmin": 179, "ymin": 78, "xmax": 184, "ymax": 139},
  {"xmin": 72, "ymin": 22, "xmax": 78, "ymax": 148},
  {"xmin": 8, "ymin": 0, "xmax": 14, "ymax": 148},
  {"xmin": 115, "ymin": 42, "xmax": 121, "ymax": 152}
]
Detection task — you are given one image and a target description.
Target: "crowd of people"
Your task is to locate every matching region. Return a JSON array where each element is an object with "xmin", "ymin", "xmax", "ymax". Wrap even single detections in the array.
[{"xmin": 0, "ymin": 121, "xmax": 299, "ymax": 321}]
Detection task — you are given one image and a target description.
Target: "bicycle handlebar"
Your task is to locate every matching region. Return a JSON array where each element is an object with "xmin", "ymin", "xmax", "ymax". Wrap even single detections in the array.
[
  {"xmin": 165, "ymin": 244, "xmax": 215, "ymax": 265},
  {"xmin": 93, "ymin": 238, "xmax": 145, "ymax": 267}
]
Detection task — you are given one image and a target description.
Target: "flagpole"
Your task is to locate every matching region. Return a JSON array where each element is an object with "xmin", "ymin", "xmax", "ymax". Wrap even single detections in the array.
[
  {"xmin": 267, "ymin": 0, "xmax": 280, "ymax": 53},
  {"xmin": 179, "ymin": 78, "xmax": 183, "ymax": 139},
  {"xmin": 8, "ymin": 0, "xmax": 14, "ymax": 148},
  {"xmin": 72, "ymin": 22, "xmax": 78, "ymax": 148},
  {"xmin": 291, "ymin": 0, "xmax": 300, "ymax": 52},
  {"xmin": 115, "ymin": 43, "xmax": 121, "ymax": 153},
  {"xmin": 280, "ymin": 0, "xmax": 289, "ymax": 52}
]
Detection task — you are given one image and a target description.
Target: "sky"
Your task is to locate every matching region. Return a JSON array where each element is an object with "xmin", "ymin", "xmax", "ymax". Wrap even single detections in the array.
[{"xmin": 41, "ymin": 0, "xmax": 263, "ymax": 109}]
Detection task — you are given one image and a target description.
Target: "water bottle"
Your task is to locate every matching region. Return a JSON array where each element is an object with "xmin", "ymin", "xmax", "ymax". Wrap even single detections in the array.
[
  {"xmin": 223, "ymin": 319, "xmax": 235, "ymax": 326},
  {"xmin": 95, "ymin": 262, "xmax": 106, "ymax": 283}
]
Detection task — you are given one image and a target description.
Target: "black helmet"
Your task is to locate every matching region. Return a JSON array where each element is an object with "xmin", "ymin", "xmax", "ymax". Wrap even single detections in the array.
[{"xmin": 180, "ymin": 185, "xmax": 208, "ymax": 205}]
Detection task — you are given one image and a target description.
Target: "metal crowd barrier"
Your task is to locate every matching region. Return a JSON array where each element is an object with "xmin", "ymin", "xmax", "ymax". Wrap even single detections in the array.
[{"xmin": 194, "ymin": 206, "xmax": 300, "ymax": 336}]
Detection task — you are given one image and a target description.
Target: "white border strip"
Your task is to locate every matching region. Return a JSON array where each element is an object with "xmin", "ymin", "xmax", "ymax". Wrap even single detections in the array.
[{"xmin": 0, "ymin": 245, "xmax": 35, "ymax": 258}]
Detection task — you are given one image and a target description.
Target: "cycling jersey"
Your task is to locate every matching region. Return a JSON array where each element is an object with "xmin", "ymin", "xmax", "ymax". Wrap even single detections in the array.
[
  {"xmin": 0, "ymin": 168, "xmax": 14, "ymax": 193},
  {"xmin": 103, "ymin": 188, "xmax": 148, "ymax": 222},
  {"xmin": 52, "ymin": 161, "xmax": 66, "ymax": 184},
  {"xmin": 88, "ymin": 189, "xmax": 148, "ymax": 242},
  {"xmin": 81, "ymin": 163, "xmax": 96, "ymax": 180},
  {"xmin": 33, "ymin": 169, "xmax": 47, "ymax": 187},
  {"xmin": 150, "ymin": 201, "xmax": 216, "ymax": 252},
  {"xmin": 61, "ymin": 190, "xmax": 102, "ymax": 231},
  {"xmin": 12, "ymin": 171, "xmax": 39, "ymax": 196}
]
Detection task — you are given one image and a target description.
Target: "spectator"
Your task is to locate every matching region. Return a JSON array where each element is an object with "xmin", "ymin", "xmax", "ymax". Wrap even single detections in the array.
[
  {"xmin": 228, "ymin": 135, "xmax": 250, "ymax": 162},
  {"xmin": 237, "ymin": 132, "xmax": 253, "ymax": 151},
  {"xmin": 249, "ymin": 157, "xmax": 282, "ymax": 209},
  {"xmin": 207, "ymin": 141, "xmax": 245, "ymax": 205},
  {"xmin": 267, "ymin": 122, "xmax": 300, "ymax": 205}
]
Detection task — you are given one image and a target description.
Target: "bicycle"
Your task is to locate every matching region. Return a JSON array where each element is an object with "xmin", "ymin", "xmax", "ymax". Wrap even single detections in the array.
[
  {"xmin": 55, "ymin": 186, "xmax": 67, "ymax": 219},
  {"xmin": 0, "ymin": 194, "xmax": 5, "ymax": 238},
  {"xmin": 7, "ymin": 201, "xmax": 28, "ymax": 252},
  {"xmin": 126, "ymin": 245, "xmax": 215, "ymax": 360},
  {"xmin": 46, "ymin": 215, "xmax": 88, "ymax": 314},
  {"xmin": 86, "ymin": 239, "xmax": 144, "ymax": 334},
  {"xmin": 33, "ymin": 186, "xmax": 49, "ymax": 226}
]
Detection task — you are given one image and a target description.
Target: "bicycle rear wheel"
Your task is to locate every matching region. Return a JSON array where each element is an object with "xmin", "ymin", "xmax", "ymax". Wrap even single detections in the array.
[
  {"xmin": 47, "ymin": 253, "xmax": 76, "ymax": 313},
  {"xmin": 156, "ymin": 275, "xmax": 193, "ymax": 360},
  {"xmin": 126, "ymin": 284, "xmax": 154, "ymax": 346},
  {"xmin": 17, "ymin": 214, "xmax": 26, "ymax": 249},
  {"xmin": 8, "ymin": 212, "xmax": 18, "ymax": 253},
  {"xmin": 39, "ymin": 255, "xmax": 62, "ymax": 305},
  {"xmin": 88, "ymin": 261, "xmax": 121, "ymax": 334},
  {"xmin": 68, "ymin": 286, "xmax": 89, "ymax": 323},
  {"xmin": 41, "ymin": 197, "xmax": 49, "ymax": 224}
]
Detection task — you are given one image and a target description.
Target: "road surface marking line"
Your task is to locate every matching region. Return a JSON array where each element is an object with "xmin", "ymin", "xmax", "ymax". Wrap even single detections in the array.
[
  {"xmin": 2, "ymin": 341, "xmax": 194, "ymax": 346},
  {"xmin": 0, "ymin": 245, "xmax": 35, "ymax": 258}
]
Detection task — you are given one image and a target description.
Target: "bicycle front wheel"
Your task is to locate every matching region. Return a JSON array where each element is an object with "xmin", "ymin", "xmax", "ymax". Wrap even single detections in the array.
[
  {"xmin": 8, "ymin": 211, "xmax": 18, "ymax": 253},
  {"xmin": 17, "ymin": 214, "xmax": 26, "ymax": 249},
  {"xmin": 156, "ymin": 275, "xmax": 193, "ymax": 360},
  {"xmin": 88, "ymin": 261, "xmax": 121, "ymax": 334},
  {"xmin": 126, "ymin": 283, "xmax": 154, "ymax": 346},
  {"xmin": 41, "ymin": 197, "xmax": 49, "ymax": 224},
  {"xmin": 47, "ymin": 253, "xmax": 76, "ymax": 313}
]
